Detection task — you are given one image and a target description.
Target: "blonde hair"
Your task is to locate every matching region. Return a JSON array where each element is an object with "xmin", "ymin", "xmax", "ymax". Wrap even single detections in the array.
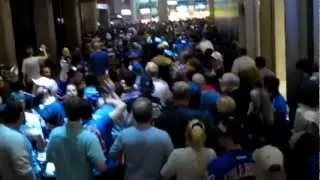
[
  {"xmin": 62, "ymin": 47, "xmax": 70, "ymax": 57},
  {"xmin": 186, "ymin": 119, "xmax": 206, "ymax": 149},
  {"xmin": 217, "ymin": 96, "xmax": 236, "ymax": 115}
]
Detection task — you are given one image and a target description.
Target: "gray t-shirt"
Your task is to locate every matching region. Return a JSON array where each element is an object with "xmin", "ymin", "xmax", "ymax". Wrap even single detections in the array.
[
  {"xmin": 0, "ymin": 124, "xmax": 34, "ymax": 180},
  {"xmin": 109, "ymin": 126, "xmax": 174, "ymax": 180}
]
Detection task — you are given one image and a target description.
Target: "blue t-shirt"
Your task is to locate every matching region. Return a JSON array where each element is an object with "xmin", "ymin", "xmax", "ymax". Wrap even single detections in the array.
[
  {"xmin": 207, "ymin": 149, "xmax": 255, "ymax": 180},
  {"xmin": 83, "ymin": 104, "xmax": 117, "ymax": 171},
  {"xmin": 83, "ymin": 105, "xmax": 114, "ymax": 154},
  {"xmin": 272, "ymin": 94, "xmax": 288, "ymax": 124},
  {"xmin": 89, "ymin": 51, "xmax": 109, "ymax": 76},
  {"xmin": 47, "ymin": 124, "xmax": 106, "ymax": 180},
  {"xmin": 200, "ymin": 90, "xmax": 220, "ymax": 115}
]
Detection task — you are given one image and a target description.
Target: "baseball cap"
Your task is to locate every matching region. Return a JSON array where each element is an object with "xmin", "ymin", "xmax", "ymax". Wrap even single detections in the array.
[
  {"xmin": 83, "ymin": 86, "xmax": 101, "ymax": 105},
  {"xmin": 253, "ymin": 145, "xmax": 284, "ymax": 172},
  {"xmin": 32, "ymin": 76, "xmax": 58, "ymax": 93}
]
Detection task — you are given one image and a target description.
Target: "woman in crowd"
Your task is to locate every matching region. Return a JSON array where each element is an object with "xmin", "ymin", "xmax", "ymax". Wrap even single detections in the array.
[{"xmin": 161, "ymin": 119, "xmax": 216, "ymax": 180}]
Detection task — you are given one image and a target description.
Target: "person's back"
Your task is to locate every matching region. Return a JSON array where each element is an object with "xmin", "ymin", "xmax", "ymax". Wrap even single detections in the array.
[
  {"xmin": 0, "ymin": 124, "xmax": 34, "ymax": 180},
  {"xmin": 47, "ymin": 97, "xmax": 106, "ymax": 180},
  {"xmin": 117, "ymin": 126, "xmax": 173, "ymax": 180},
  {"xmin": 89, "ymin": 49, "xmax": 109, "ymax": 76},
  {"xmin": 109, "ymin": 98, "xmax": 174, "ymax": 180},
  {"xmin": 47, "ymin": 125, "xmax": 103, "ymax": 180},
  {"xmin": 161, "ymin": 120, "xmax": 216, "ymax": 180},
  {"xmin": 22, "ymin": 56, "xmax": 41, "ymax": 80},
  {"xmin": 164, "ymin": 148, "xmax": 215, "ymax": 180}
]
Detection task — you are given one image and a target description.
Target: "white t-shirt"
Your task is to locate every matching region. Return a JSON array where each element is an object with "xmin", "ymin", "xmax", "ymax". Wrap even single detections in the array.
[
  {"xmin": 22, "ymin": 56, "xmax": 41, "ymax": 81},
  {"xmin": 152, "ymin": 78, "xmax": 171, "ymax": 105},
  {"xmin": 24, "ymin": 112, "xmax": 44, "ymax": 138},
  {"xmin": 161, "ymin": 147, "xmax": 216, "ymax": 180}
]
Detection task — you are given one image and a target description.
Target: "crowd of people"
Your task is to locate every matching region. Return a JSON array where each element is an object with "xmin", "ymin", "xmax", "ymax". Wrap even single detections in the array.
[{"xmin": 0, "ymin": 19, "xmax": 319, "ymax": 180}]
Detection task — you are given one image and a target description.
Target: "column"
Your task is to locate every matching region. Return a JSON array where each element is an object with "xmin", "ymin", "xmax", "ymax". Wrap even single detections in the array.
[
  {"xmin": 259, "ymin": 0, "xmax": 274, "ymax": 69},
  {"xmin": 314, "ymin": 0, "xmax": 319, "ymax": 63},
  {"xmin": 273, "ymin": 0, "xmax": 287, "ymax": 97},
  {"xmin": 244, "ymin": 0, "xmax": 260, "ymax": 58},
  {"xmin": 158, "ymin": 0, "xmax": 168, "ymax": 22},
  {"xmin": 285, "ymin": 0, "xmax": 306, "ymax": 108},
  {"xmin": 63, "ymin": 0, "xmax": 82, "ymax": 48},
  {"xmin": 208, "ymin": 0, "xmax": 214, "ymax": 18},
  {"xmin": 33, "ymin": 0, "xmax": 57, "ymax": 60},
  {"xmin": 0, "ymin": 0, "xmax": 16, "ymax": 65},
  {"xmin": 130, "ymin": 0, "xmax": 138, "ymax": 23},
  {"xmin": 81, "ymin": 0, "xmax": 98, "ymax": 33}
]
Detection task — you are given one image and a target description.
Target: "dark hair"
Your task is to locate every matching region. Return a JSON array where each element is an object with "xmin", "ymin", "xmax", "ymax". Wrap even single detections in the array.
[
  {"xmin": 26, "ymin": 47, "xmax": 34, "ymax": 57},
  {"xmin": 123, "ymin": 70, "xmax": 136, "ymax": 87},
  {"xmin": 296, "ymin": 59, "xmax": 314, "ymax": 74},
  {"xmin": 255, "ymin": 56, "xmax": 266, "ymax": 68},
  {"xmin": 47, "ymin": 115, "xmax": 61, "ymax": 127},
  {"xmin": 85, "ymin": 74, "xmax": 99, "ymax": 87},
  {"xmin": 80, "ymin": 100, "xmax": 94, "ymax": 120},
  {"xmin": 132, "ymin": 98, "xmax": 153, "ymax": 123},
  {"xmin": 239, "ymin": 48, "xmax": 247, "ymax": 56},
  {"xmin": 219, "ymin": 117, "xmax": 244, "ymax": 144},
  {"xmin": 263, "ymin": 76, "xmax": 280, "ymax": 94},
  {"xmin": 2, "ymin": 98, "xmax": 23, "ymax": 124},
  {"xmin": 63, "ymin": 96, "xmax": 85, "ymax": 122}
]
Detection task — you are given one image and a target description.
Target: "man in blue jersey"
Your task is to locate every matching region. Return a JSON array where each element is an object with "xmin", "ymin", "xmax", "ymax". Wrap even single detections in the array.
[
  {"xmin": 32, "ymin": 77, "xmax": 66, "ymax": 138},
  {"xmin": 207, "ymin": 117, "xmax": 255, "ymax": 180}
]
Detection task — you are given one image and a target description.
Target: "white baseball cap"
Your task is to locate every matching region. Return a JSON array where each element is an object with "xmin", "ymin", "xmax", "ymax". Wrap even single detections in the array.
[
  {"xmin": 32, "ymin": 76, "xmax": 58, "ymax": 93},
  {"xmin": 253, "ymin": 145, "xmax": 284, "ymax": 171}
]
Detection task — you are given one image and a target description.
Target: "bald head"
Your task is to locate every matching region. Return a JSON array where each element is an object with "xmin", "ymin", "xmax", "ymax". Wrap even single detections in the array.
[
  {"xmin": 132, "ymin": 98, "xmax": 153, "ymax": 123},
  {"xmin": 145, "ymin": 62, "xmax": 159, "ymax": 77},
  {"xmin": 192, "ymin": 73, "xmax": 205, "ymax": 86}
]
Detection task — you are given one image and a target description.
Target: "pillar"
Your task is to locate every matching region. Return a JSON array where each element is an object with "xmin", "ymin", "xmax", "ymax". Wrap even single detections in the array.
[
  {"xmin": 314, "ymin": 0, "xmax": 319, "ymax": 63},
  {"xmin": 208, "ymin": 0, "xmax": 214, "ymax": 18},
  {"xmin": 259, "ymin": 0, "xmax": 274, "ymax": 70},
  {"xmin": 243, "ymin": 0, "xmax": 260, "ymax": 58},
  {"xmin": 285, "ymin": 0, "xmax": 310, "ymax": 107},
  {"xmin": 0, "ymin": 0, "xmax": 16, "ymax": 65},
  {"xmin": 130, "ymin": 0, "xmax": 138, "ymax": 23},
  {"xmin": 81, "ymin": 0, "xmax": 98, "ymax": 33},
  {"xmin": 33, "ymin": 0, "xmax": 57, "ymax": 60},
  {"xmin": 63, "ymin": 0, "xmax": 82, "ymax": 48},
  {"xmin": 158, "ymin": 0, "xmax": 168, "ymax": 22}
]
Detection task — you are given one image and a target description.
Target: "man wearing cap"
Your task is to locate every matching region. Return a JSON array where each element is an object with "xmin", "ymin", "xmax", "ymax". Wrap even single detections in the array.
[
  {"xmin": 207, "ymin": 118, "xmax": 255, "ymax": 180},
  {"xmin": 32, "ymin": 77, "xmax": 66, "ymax": 137}
]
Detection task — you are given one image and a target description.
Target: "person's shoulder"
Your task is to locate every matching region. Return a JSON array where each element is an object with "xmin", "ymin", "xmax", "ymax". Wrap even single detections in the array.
[
  {"xmin": 0, "ymin": 125, "xmax": 25, "ymax": 142},
  {"xmin": 152, "ymin": 127, "xmax": 171, "ymax": 138},
  {"xmin": 49, "ymin": 126, "xmax": 66, "ymax": 138}
]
